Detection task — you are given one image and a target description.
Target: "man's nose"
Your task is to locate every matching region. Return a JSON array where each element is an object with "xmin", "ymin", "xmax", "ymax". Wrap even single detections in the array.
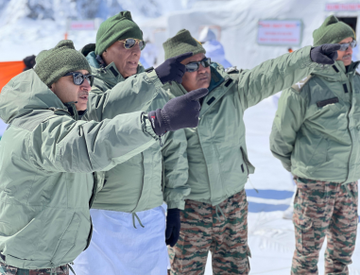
[
  {"xmin": 198, "ymin": 62, "xmax": 207, "ymax": 73},
  {"xmin": 131, "ymin": 44, "xmax": 141, "ymax": 55},
  {"xmin": 82, "ymin": 79, "xmax": 92, "ymax": 90}
]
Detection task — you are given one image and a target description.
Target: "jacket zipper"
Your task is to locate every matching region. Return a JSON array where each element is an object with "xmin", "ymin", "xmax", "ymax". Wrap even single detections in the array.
[{"xmin": 343, "ymin": 75, "xmax": 354, "ymax": 183}]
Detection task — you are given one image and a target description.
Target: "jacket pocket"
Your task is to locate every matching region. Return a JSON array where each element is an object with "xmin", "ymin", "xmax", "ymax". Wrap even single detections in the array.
[
  {"xmin": 293, "ymin": 215, "xmax": 314, "ymax": 253},
  {"xmin": 240, "ymin": 147, "xmax": 255, "ymax": 174},
  {"xmin": 84, "ymin": 217, "xmax": 93, "ymax": 251},
  {"xmin": 316, "ymin": 97, "xmax": 339, "ymax": 107},
  {"xmin": 306, "ymin": 137, "xmax": 329, "ymax": 166}
]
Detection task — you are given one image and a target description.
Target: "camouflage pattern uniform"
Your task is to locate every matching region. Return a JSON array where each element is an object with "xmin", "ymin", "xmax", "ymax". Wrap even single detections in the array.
[
  {"xmin": 292, "ymin": 177, "xmax": 358, "ymax": 275},
  {"xmin": 0, "ymin": 263, "xmax": 69, "ymax": 275},
  {"xmin": 168, "ymin": 190, "xmax": 250, "ymax": 275}
]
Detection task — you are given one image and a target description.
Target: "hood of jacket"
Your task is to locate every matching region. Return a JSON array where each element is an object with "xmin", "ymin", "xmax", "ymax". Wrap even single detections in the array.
[{"xmin": 0, "ymin": 70, "xmax": 71, "ymax": 124}]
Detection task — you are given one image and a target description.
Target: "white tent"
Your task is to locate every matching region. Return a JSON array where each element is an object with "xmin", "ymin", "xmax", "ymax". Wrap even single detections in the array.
[{"xmin": 140, "ymin": 0, "xmax": 360, "ymax": 67}]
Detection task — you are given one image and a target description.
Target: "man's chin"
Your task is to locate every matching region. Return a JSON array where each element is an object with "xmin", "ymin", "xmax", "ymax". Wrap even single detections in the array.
[
  {"xmin": 198, "ymin": 79, "xmax": 211, "ymax": 89},
  {"xmin": 342, "ymin": 55, "xmax": 352, "ymax": 66},
  {"xmin": 75, "ymin": 103, "xmax": 88, "ymax": 112},
  {"xmin": 122, "ymin": 69, "xmax": 137, "ymax": 78}
]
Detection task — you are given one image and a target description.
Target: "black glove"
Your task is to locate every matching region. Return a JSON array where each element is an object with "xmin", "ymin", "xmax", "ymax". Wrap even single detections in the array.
[
  {"xmin": 165, "ymin": 208, "xmax": 181, "ymax": 247},
  {"xmin": 155, "ymin": 52, "xmax": 193, "ymax": 84},
  {"xmin": 148, "ymin": 88, "xmax": 208, "ymax": 136},
  {"xmin": 310, "ymin": 44, "xmax": 340, "ymax": 65}
]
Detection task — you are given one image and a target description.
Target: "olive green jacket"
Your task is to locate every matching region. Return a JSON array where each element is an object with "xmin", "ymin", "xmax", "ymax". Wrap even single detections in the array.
[
  {"xmin": 82, "ymin": 46, "xmax": 189, "ymax": 212},
  {"xmin": 0, "ymin": 70, "xmax": 157, "ymax": 269},
  {"xmin": 164, "ymin": 46, "xmax": 317, "ymax": 205},
  {"xmin": 270, "ymin": 60, "xmax": 360, "ymax": 183}
]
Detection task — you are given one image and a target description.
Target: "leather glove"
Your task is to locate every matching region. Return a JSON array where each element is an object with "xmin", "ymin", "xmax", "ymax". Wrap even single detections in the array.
[
  {"xmin": 165, "ymin": 208, "xmax": 181, "ymax": 247},
  {"xmin": 154, "ymin": 52, "xmax": 193, "ymax": 84},
  {"xmin": 310, "ymin": 44, "xmax": 341, "ymax": 65},
  {"xmin": 148, "ymin": 88, "xmax": 208, "ymax": 136}
]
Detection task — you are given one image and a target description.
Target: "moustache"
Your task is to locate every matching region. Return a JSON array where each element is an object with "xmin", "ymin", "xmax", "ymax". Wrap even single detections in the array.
[{"xmin": 197, "ymin": 72, "xmax": 210, "ymax": 79}]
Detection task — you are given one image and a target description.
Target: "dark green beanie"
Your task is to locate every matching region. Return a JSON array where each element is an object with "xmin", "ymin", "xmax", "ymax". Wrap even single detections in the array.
[
  {"xmin": 95, "ymin": 11, "xmax": 143, "ymax": 55},
  {"xmin": 34, "ymin": 40, "xmax": 91, "ymax": 87},
  {"xmin": 313, "ymin": 15, "xmax": 356, "ymax": 46},
  {"xmin": 163, "ymin": 29, "xmax": 206, "ymax": 60}
]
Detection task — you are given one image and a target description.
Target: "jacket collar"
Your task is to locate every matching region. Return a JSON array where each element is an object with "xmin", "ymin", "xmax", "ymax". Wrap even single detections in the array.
[{"xmin": 312, "ymin": 60, "xmax": 360, "ymax": 82}]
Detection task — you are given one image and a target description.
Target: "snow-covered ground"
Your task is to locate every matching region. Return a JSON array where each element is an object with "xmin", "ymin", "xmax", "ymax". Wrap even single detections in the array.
[{"xmin": 202, "ymin": 96, "xmax": 360, "ymax": 275}]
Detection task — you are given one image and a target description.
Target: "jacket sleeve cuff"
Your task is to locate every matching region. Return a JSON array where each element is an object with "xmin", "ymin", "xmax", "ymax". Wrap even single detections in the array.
[
  {"xmin": 146, "ymin": 70, "xmax": 163, "ymax": 88},
  {"xmin": 300, "ymin": 45, "xmax": 332, "ymax": 70},
  {"xmin": 142, "ymin": 113, "xmax": 160, "ymax": 140},
  {"xmin": 282, "ymin": 161, "xmax": 292, "ymax": 172},
  {"xmin": 166, "ymin": 200, "xmax": 185, "ymax": 210},
  {"xmin": 298, "ymin": 46, "xmax": 314, "ymax": 69}
]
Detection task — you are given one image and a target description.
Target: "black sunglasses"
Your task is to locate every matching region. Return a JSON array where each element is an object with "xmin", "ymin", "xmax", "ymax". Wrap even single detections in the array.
[
  {"xmin": 339, "ymin": 40, "xmax": 357, "ymax": 51},
  {"xmin": 119, "ymin": 38, "xmax": 145, "ymax": 51},
  {"xmin": 185, "ymin": 57, "xmax": 211, "ymax": 72},
  {"xmin": 64, "ymin": 72, "xmax": 94, "ymax": 86}
]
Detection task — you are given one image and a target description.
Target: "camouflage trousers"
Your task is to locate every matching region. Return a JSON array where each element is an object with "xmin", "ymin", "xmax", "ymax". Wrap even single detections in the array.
[
  {"xmin": 0, "ymin": 262, "xmax": 69, "ymax": 275},
  {"xmin": 168, "ymin": 190, "xmax": 250, "ymax": 275},
  {"xmin": 292, "ymin": 178, "xmax": 358, "ymax": 275}
]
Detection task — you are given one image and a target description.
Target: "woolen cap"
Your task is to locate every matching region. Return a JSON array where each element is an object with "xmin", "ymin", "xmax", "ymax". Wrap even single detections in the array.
[
  {"xmin": 163, "ymin": 29, "xmax": 206, "ymax": 60},
  {"xmin": 313, "ymin": 15, "xmax": 356, "ymax": 46},
  {"xmin": 34, "ymin": 40, "xmax": 91, "ymax": 87},
  {"xmin": 95, "ymin": 11, "xmax": 143, "ymax": 55}
]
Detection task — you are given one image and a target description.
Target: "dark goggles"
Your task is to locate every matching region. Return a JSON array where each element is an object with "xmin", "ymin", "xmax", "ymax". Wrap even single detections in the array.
[
  {"xmin": 339, "ymin": 40, "xmax": 357, "ymax": 51},
  {"xmin": 185, "ymin": 57, "xmax": 211, "ymax": 72},
  {"xmin": 120, "ymin": 38, "xmax": 145, "ymax": 50},
  {"xmin": 64, "ymin": 72, "xmax": 94, "ymax": 86}
]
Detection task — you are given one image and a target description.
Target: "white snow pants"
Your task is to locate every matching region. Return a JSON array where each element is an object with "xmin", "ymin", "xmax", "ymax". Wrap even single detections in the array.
[{"xmin": 73, "ymin": 206, "xmax": 169, "ymax": 275}]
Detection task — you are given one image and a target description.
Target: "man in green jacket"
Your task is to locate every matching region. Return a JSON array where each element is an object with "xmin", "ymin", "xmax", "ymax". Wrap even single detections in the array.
[
  {"xmin": 162, "ymin": 29, "xmax": 341, "ymax": 275},
  {"xmin": 73, "ymin": 11, "xmax": 193, "ymax": 275},
  {"xmin": 0, "ymin": 40, "xmax": 205, "ymax": 275},
  {"xmin": 270, "ymin": 15, "xmax": 359, "ymax": 275}
]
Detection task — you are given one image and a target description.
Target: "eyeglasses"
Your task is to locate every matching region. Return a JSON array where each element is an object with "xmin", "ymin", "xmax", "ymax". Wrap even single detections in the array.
[
  {"xmin": 119, "ymin": 38, "xmax": 145, "ymax": 50},
  {"xmin": 339, "ymin": 40, "xmax": 357, "ymax": 51},
  {"xmin": 185, "ymin": 57, "xmax": 211, "ymax": 72},
  {"xmin": 64, "ymin": 72, "xmax": 94, "ymax": 86}
]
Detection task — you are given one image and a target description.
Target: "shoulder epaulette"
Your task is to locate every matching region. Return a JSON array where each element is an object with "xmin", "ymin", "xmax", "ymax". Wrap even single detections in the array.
[
  {"xmin": 225, "ymin": 66, "xmax": 239, "ymax": 74},
  {"xmin": 145, "ymin": 67, "xmax": 154, "ymax": 73},
  {"xmin": 291, "ymin": 75, "xmax": 312, "ymax": 92}
]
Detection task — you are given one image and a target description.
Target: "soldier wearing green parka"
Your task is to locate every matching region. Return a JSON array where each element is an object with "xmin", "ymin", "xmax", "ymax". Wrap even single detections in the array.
[
  {"xmin": 73, "ymin": 11, "xmax": 193, "ymax": 275},
  {"xmin": 0, "ymin": 40, "xmax": 203, "ymax": 275},
  {"xmin": 162, "ymin": 29, "xmax": 341, "ymax": 275},
  {"xmin": 270, "ymin": 15, "xmax": 359, "ymax": 275}
]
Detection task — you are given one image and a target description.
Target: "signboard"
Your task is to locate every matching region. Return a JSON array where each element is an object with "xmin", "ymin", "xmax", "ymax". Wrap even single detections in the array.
[
  {"xmin": 68, "ymin": 20, "xmax": 96, "ymax": 31},
  {"xmin": 257, "ymin": 19, "xmax": 302, "ymax": 46},
  {"xmin": 325, "ymin": 3, "xmax": 360, "ymax": 11}
]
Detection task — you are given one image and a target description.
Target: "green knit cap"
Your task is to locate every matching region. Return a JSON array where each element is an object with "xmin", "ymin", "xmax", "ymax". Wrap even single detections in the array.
[
  {"xmin": 313, "ymin": 15, "xmax": 356, "ymax": 46},
  {"xmin": 34, "ymin": 40, "xmax": 91, "ymax": 87},
  {"xmin": 95, "ymin": 11, "xmax": 143, "ymax": 55},
  {"xmin": 163, "ymin": 29, "xmax": 206, "ymax": 60}
]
